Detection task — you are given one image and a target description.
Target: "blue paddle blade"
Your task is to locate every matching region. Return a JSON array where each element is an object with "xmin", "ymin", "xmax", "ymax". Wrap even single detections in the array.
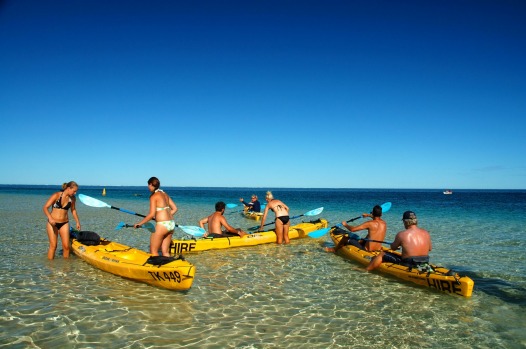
[
  {"xmin": 226, "ymin": 203, "xmax": 238, "ymax": 209},
  {"xmin": 178, "ymin": 225, "xmax": 206, "ymax": 237},
  {"xmin": 78, "ymin": 194, "xmax": 111, "ymax": 208},
  {"xmin": 307, "ymin": 227, "xmax": 330, "ymax": 238},
  {"xmin": 142, "ymin": 222, "xmax": 156, "ymax": 232},
  {"xmin": 115, "ymin": 221, "xmax": 126, "ymax": 230},
  {"xmin": 304, "ymin": 207, "xmax": 324, "ymax": 216},
  {"xmin": 381, "ymin": 202, "xmax": 392, "ymax": 213}
]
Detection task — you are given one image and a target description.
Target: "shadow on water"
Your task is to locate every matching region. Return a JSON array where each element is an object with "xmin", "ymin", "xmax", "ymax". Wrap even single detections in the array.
[{"xmin": 448, "ymin": 266, "xmax": 526, "ymax": 305}]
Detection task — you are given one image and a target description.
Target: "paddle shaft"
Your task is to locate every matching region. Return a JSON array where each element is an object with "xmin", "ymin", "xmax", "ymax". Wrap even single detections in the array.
[
  {"xmin": 328, "ymin": 214, "xmax": 363, "ymax": 230},
  {"xmin": 309, "ymin": 202, "xmax": 392, "ymax": 239},
  {"xmin": 331, "ymin": 202, "xmax": 392, "ymax": 230},
  {"xmin": 81, "ymin": 194, "xmax": 201, "ymax": 235},
  {"xmin": 346, "ymin": 215, "xmax": 363, "ymax": 223},
  {"xmin": 122, "ymin": 223, "xmax": 147, "ymax": 229},
  {"xmin": 362, "ymin": 238, "xmax": 393, "ymax": 245},
  {"xmin": 110, "ymin": 206, "xmax": 148, "ymax": 218},
  {"xmin": 250, "ymin": 212, "xmax": 309, "ymax": 231}
]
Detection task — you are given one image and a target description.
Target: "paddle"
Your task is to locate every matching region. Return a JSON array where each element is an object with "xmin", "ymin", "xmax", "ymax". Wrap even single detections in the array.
[
  {"xmin": 248, "ymin": 207, "xmax": 324, "ymax": 231},
  {"xmin": 226, "ymin": 203, "xmax": 238, "ymax": 209},
  {"xmin": 79, "ymin": 194, "xmax": 206, "ymax": 237},
  {"xmin": 114, "ymin": 221, "xmax": 205, "ymax": 237},
  {"xmin": 115, "ymin": 221, "xmax": 156, "ymax": 233},
  {"xmin": 78, "ymin": 194, "xmax": 148, "ymax": 218},
  {"xmin": 307, "ymin": 202, "xmax": 392, "ymax": 238},
  {"xmin": 175, "ymin": 225, "xmax": 206, "ymax": 237},
  {"xmin": 362, "ymin": 238, "xmax": 393, "ymax": 245}
]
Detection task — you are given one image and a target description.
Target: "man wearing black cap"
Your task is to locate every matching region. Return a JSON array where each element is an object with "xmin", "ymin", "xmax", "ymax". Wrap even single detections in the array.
[{"xmin": 366, "ymin": 211, "xmax": 432, "ymax": 271}]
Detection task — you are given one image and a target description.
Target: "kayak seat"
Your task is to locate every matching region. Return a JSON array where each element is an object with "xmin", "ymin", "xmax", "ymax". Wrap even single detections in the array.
[
  {"xmin": 145, "ymin": 254, "xmax": 186, "ymax": 267},
  {"xmin": 74, "ymin": 231, "xmax": 101, "ymax": 246}
]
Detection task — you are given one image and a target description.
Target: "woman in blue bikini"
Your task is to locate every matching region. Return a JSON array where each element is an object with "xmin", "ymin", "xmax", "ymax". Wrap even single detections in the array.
[
  {"xmin": 259, "ymin": 191, "xmax": 291, "ymax": 244},
  {"xmin": 134, "ymin": 177, "xmax": 178, "ymax": 256},
  {"xmin": 42, "ymin": 181, "xmax": 81, "ymax": 259}
]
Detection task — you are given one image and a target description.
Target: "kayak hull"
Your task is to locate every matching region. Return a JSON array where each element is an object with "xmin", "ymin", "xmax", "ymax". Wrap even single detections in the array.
[
  {"xmin": 171, "ymin": 218, "xmax": 328, "ymax": 254},
  {"xmin": 330, "ymin": 228, "xmax": 474, "ymax": 297},
  {"xmin": 71, "ymin": 233, "xmax": 195, "ymax": 291}
]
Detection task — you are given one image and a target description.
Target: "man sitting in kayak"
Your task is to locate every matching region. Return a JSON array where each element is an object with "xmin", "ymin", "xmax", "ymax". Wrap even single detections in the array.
[
  {"xmin": 239, "ymin": 195, "xmax": 261, "ymax": 212},
  {"xmin": 199, "ymin": 201, "xmax": 247, "ymax": 238},
  {"xmin": 366, "ymin": 211, "xmax": 432, "ymax": 271},
  {"xmin": 332, "ymin": 205, "xmax": 386, "ymax": 252}
]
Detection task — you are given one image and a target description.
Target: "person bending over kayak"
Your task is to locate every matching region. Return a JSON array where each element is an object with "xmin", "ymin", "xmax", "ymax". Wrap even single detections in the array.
[
  {"xmin": 134, "ymin": 177, "xmax": 177, "ymax": 257},
  {"xmin": 199, "ymin": 201, "xmax": 247, "ymax": 238},
  {"xmin": 366, "ymin": 211, "xmax": 432, "ymax": 271},
  {"xmin": 332, "ymin": 205, "xmax": 386, "ymax": 252},
  {"xmin": 239, "ymin": 194, "xmax": 261, "ymax": 212},
  {"xmin": 259, "ymin": 191, "xmax": 290, "ymax": 244}
]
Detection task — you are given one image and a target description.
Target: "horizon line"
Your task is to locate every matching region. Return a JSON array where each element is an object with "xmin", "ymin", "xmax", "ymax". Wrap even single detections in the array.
[{"xmin": 0, "ymin": 184, "xmax": 524, "ymax": 191}]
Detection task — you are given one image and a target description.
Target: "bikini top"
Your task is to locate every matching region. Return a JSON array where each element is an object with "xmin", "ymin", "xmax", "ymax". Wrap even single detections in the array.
[
  {"xmin": 53, "ymin": 192, "xmax": 71, "ymax": 210},
  {"xmin": 154, "ymin": 189, "xmax": 170, "ymax": 211}
]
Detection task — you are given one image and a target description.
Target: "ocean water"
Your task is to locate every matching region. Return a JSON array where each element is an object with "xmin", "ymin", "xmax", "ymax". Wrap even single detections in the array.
[{"xmin": 0, "ymin": 185, "xmax": 525, "ymax": 348}]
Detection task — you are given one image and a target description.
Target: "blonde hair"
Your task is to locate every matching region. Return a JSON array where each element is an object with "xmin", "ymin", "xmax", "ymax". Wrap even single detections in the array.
[
  {"xmin": 62, "ymin": 181, "xmax": 78, "ymax": 190},
  {"xmin": 265, "ymin": 191, "xmax": 273, "ymax": 200}
]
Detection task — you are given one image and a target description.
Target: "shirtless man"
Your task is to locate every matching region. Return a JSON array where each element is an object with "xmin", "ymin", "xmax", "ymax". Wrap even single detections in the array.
[
  {"xmin": 199, "ymin": 201, "xmax": 247, "ymax": 238},
  {"xmin": 367, "ymin": 211, "xmax": 432, "ymax": 271},
  {"xmin": 333, "ymin": 205, "xmax": 386, "ymax": 252},
  {"xmin": 258, "ymin": 191, "xmax": 291, "ymax": 244}
]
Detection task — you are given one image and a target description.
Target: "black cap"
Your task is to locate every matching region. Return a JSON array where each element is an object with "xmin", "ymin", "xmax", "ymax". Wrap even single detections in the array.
[{"xmin": 402, "ymin": 211, "xmax": 417, "ymax": 220}]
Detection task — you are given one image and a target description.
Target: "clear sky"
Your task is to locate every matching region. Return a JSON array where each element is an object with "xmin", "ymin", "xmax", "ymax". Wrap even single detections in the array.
[{"xmin": 1, "ymin": 0, "xmax": 525, "ymax": 189}]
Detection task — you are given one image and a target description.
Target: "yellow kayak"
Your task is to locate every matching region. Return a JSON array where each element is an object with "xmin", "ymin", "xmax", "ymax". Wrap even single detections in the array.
[
  {"xmin": 170, "ymin": 218, "xmax": 329, "ymax": 254},
  {"xmin": 242, "ymin": 207, "xmax": 264, "ymax": 221},
  {"xmin": 329, "ymin": 227, "xmax": 474, "ymax": 297},
  {"xmin": 71, "ymin": 231, "xmax": 195, "ymax": 291}
]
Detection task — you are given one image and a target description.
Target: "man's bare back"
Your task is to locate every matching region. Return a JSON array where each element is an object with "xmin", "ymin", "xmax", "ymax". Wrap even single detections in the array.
[
  {"xmin": 199, "ymin": 202, "xmax": 246, "ymax": 237},
  {"xmin": 207, "ymin": 212, "xmax": 229, "ymax": 235},
  {"xmin": 391, "ymin": 225, "xmax": 432, "ymax": 259},
  {"xmin": 362, "ymin": 218, "xmax": 387, "ymax": 251}
]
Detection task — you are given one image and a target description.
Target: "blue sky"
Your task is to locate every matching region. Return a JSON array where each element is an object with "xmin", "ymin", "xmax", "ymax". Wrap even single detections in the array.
[{"xmin": 1, "ymin": 0, "xmax": 525, "ymax": 189}]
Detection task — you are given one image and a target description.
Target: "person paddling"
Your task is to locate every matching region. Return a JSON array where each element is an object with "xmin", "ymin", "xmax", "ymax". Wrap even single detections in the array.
[
  {"xmin": 239, "ymin": 194, "xmax": 261, "ymax": 212},
  {"xmin": 332, "ymin": 205, "xmax": 387, "ymax": 252}
]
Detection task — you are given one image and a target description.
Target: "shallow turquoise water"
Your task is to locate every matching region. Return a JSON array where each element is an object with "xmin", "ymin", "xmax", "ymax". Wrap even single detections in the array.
[{"xmin": 0, "ymin": 186, "xmax": 525, "ymax": 348}]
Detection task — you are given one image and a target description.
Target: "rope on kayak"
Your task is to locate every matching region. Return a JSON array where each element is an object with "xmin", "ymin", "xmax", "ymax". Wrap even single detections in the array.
[{"xmin": 103, "ymin": 247, "xmax": 132, "ymax": 253}]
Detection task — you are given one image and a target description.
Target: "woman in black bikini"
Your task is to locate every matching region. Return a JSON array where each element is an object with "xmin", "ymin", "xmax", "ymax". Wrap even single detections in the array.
[
  {"xmin": 43, "ymin": 181, "xmax": 81, "ymax": 259},
  {"xmin": 259, "ymin": 191, "xmax": 291, "ymax": 244}
]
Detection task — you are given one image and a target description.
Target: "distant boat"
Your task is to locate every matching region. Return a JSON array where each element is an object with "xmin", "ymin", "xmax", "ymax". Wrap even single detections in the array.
[
  {"xmin": 102, "ymin": 188, "xmax": 106, "ymax": 196},
  {"xmin": 443, "ymin": 189, "xmax": 453, "ymax": 195}
]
